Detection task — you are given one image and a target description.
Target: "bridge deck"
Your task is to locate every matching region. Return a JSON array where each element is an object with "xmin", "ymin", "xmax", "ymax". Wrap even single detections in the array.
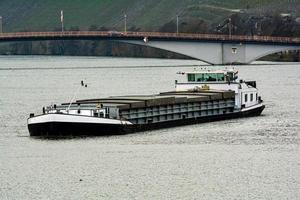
[{"xmin": 0, "ymin": 31, "xmax": 299, "ymax": 44}]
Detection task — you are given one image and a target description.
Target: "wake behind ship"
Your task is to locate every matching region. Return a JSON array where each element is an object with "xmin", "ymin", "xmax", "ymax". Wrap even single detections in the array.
[{"xmin": 28, "ymin": 68, "xmax": 265, "ymax": 137}]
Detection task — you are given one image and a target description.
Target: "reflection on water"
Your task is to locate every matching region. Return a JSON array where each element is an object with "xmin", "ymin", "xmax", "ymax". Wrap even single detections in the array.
[{"xmin": 0, "ymin": 56, "xmax": 299, "ymax": 200}]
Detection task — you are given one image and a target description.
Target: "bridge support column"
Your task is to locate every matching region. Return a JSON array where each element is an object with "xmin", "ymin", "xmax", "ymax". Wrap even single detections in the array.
[{"xmin": 222, "ymin": 43, "xmax": 246, "ymax": 64}]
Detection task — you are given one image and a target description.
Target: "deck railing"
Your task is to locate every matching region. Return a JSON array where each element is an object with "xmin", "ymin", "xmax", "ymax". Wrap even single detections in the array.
[{"xmin": 0, "ymin": 31, "xmax": 299, "ymax": 44}]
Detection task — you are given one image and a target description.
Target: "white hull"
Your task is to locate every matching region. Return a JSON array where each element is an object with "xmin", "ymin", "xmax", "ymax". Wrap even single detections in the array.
[{"xmin": 28, "ymin": 114, "xmax": 133, "ymax": 126}]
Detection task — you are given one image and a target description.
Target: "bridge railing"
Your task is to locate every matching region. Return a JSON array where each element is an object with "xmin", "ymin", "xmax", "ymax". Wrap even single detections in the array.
[{"xmin": 0, "ymin": 31, "xmax": 299, "ymax": 44}]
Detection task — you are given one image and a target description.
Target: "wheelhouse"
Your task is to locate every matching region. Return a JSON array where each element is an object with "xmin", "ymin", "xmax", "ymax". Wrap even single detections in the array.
[{"xmin": 186, "ymin": 69, "xmax": 238, "ymax": 83}]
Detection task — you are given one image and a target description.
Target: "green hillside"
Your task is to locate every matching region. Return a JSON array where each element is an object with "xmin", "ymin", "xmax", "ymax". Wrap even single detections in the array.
[{"xmin": 0, "ymin": 0, "xmax": 299, "ymax": 32}]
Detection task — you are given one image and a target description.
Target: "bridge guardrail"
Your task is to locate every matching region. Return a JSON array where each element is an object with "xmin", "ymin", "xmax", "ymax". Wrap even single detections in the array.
[{"xmin": 0, "ymin": 31, "xmax": 299, "ymax": 44}]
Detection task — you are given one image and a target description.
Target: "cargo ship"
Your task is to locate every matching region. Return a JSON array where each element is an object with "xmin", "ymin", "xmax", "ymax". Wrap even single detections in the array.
[{"xmin": 28, "ymin": 68, "xmax": 265, "ymax": 137}]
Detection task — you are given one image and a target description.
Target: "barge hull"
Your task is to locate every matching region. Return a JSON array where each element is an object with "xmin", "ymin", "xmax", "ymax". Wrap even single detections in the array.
[
  {"xmin": 28, "ymin": 105, "xmax": 265, "ymax": 138},
  {"xmin": 28, "ymin": 121, "xmax": 127, "ymax": 137}
]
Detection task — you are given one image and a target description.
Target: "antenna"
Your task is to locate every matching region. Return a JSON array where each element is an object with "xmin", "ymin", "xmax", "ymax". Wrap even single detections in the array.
[{"xmin": 67, "ymin": 80, "xmax": 88, "ymax": 112}]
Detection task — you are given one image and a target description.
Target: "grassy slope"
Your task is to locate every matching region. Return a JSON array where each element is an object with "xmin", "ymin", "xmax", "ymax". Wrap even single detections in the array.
[{"xmin": 0, "ymin": 0, "xmax": 299, "ymax": 32}]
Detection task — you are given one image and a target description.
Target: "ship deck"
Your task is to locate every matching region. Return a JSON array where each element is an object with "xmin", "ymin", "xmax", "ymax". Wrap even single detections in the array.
[{"xmin": 66, "ymin": 90, "xmax": 236, "ymax": 110}]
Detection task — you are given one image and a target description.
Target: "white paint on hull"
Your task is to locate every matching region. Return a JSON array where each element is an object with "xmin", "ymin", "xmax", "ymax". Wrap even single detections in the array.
[
  {"xmin": 28, "ymin": 114, "xmax": 133, "ymax": 125},
  {"xmin": 241, "ymin": 103, "xmax": 264, "ymax": 112}
]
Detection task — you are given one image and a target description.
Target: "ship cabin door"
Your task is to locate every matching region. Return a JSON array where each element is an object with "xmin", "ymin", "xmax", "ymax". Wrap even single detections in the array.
[{"xmin": 93, "ymin": 108, "xmax": 108, "ymax": 118}]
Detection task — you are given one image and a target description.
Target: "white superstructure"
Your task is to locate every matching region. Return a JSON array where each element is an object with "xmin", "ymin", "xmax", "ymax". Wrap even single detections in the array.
[{"xmin": 175, "ymin": 68, "xmax": 262, "ymax": 110}]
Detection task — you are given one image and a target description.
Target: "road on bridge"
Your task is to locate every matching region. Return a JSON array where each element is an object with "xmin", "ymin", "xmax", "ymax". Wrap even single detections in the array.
[{"xmin": 0, "ymin": 31, "xmax": 300, "ymax": 44}]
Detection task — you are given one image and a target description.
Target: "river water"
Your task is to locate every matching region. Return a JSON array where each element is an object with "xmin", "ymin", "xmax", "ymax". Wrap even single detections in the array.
[{"xmin": 0, "ymin": 56, "xmax": 299, "ymax": 200}]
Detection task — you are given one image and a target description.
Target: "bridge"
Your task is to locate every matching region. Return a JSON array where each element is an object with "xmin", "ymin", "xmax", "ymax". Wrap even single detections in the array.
[{"xmin": 1, "ymin": 31, "xmax": 300, "ymax": 65}]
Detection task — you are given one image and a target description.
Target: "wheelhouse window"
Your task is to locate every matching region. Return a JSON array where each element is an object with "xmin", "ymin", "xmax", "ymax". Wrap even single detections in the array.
[
  {"xmin": 189, "ymin": 73, "xmax": 225, "ymax": 82},
  {"xmin": 188, "ymin": 74, "xmax": 196, "ymax": 82},
  {"xmin": 227, "ymin": 72, "xmax": 234, "ymax": 81},
  {"xmin": 250, "ymin": 94, "xmax": 253, "ymax": 101},
  {"xmin": 217, "ymin": 73, "xmax": 225, "ymax": 81}
]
